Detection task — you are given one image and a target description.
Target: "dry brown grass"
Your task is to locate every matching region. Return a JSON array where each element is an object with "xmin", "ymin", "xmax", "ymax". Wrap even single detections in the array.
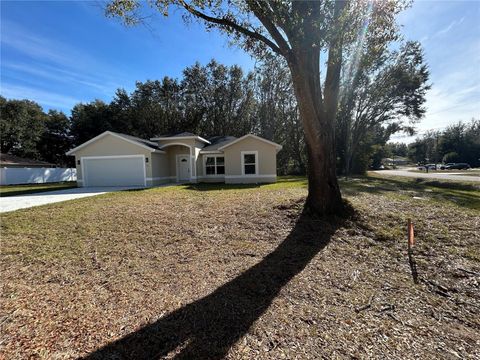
[{"xmin": 0, "ymin": 178, "xmax": 479, "ymax": 359}]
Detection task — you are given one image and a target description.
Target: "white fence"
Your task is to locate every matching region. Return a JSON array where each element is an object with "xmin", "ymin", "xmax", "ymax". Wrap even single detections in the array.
[{"xmin": 0, "ymin": 168, "xmax": 77, "ymax": 185}]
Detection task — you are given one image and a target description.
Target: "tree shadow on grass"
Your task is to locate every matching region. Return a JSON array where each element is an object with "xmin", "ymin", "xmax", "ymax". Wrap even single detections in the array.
[
  {"xmin": 340, "ymin": 176, "xmax": 480, "ymax": 210},
  {"xmin": 83, "ymin": 207, "xmax": 350, "ymax": 360},
  {"xmin": 184, "ymin": 176, "xmax": 308, "ymax": 192},
  {"xmin": 185, "ymin": 182, "xmax": 263, "ymax": 192}
]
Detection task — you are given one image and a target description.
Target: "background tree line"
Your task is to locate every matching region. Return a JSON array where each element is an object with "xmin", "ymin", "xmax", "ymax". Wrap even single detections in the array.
[
  {"xmin": 407, "ymin": 119, "xmax": 480, "ymax": 167},
  {"xmin": 1, "ymin": 52, "xmax": 432, "ymax": 173},
  {"xmin": 0, "ymin": 97, "xmax": 72, "ymax": 166},
  {"xmin": 1, "ymin": 59, "xmax": 305, "ymax": 173}
]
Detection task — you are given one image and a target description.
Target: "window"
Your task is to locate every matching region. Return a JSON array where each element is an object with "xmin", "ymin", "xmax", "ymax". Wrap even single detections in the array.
[
  {"xmin": 205, "ymin": 156, "xmax": 225, "ymax": 176},
  {"xmin": 242, "ymin": 151, "xmax": 258, "ymax": 175}
]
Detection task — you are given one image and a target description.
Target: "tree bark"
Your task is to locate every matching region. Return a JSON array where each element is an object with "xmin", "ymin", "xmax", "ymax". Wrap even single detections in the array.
[
  {"xmin": 288, "ymin": 50, "xmax": 344, "ymax": 216},
  {"xmin": 179, "ymin": 0, "xmax": 347, "ymax": 216}
]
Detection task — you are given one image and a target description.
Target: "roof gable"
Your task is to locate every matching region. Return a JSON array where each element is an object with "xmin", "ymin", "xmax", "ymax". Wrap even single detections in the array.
[
  {"xmin": 217, "ymin": 134, "xmax": 282, "ymax": 152},
  {"xmin": 66, "ymin": 131, "xmax": 164, "ymax": 156},
  {"xmin": 200, "ymin": 136, "xmax": 237, "ymax": 153}
]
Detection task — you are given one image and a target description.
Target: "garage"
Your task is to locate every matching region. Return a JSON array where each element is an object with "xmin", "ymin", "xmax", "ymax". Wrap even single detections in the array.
[
  {"xmin": 66, "ymin": 131, "xmax": 166, "ymax": 188},
  {"xmin": 82, "ymin": 155, "xmax": 146, "ymax": 187}
]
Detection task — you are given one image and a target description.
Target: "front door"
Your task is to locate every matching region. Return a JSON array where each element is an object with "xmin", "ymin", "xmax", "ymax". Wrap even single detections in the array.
[{"xmin": 178, "ymin": 155, "xmax": 190, "ymax": 182}]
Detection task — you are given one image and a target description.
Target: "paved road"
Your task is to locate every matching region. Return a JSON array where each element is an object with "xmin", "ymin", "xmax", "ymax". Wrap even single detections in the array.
[
  {"xmin": 372, "ymin": 169, "xmax": 480, "ymax": 182},
  {"xmin": 0, "ymin": 186, "xmax": 142, "ymax": 213}
]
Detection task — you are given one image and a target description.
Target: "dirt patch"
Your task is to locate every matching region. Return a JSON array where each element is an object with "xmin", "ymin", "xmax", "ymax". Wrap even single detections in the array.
[{"xmin": 0, "ymin": 182, "xmax": 478, "ymax": 359}]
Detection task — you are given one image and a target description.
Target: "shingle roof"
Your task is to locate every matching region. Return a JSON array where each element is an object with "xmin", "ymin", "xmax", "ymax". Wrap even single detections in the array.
[
  {"xmin": 0, "ymin": 153, "xmax": 55, "ymax": 167},
  {"xmin": 200, "ymin": 136, "xmax": 237, "ymax": 152},
  {"xmin": 151, "ymin": 132, "xmax": 211, "ymax": 144},
  {"xmin": 114, "ymin": 132, "xmax": 160, "ymax": 150},
  {"xmin": 156, "ymin": 131, "xmax": 197, "ymax": 138},
  {"xmin": 66, "ymin": 131, "xmax": 163, "ymax": 155}
]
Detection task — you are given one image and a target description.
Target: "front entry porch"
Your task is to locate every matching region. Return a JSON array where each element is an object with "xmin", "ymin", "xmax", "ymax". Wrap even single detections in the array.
[
  {"xmin": 159, "ymin": 143, "xmax": 196, "ymax": 184},
  {"xmin": 176, "ymin": 154, "xmax": 191, "ymax": 182}
]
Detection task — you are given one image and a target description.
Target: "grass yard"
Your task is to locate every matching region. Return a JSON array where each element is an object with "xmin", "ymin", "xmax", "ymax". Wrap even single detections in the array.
[
  {"xmin": 0, "ymin": 182, "xmax": 77, "ymax": 197},
  {"xmin": 0, "ymin": 176, "xmax": 479, "ymax": 359}
]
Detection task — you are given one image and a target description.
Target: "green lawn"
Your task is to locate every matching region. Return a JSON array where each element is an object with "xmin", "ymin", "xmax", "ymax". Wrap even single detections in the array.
[
  {"xmin": 1, "ymin": 176, "xmax": 478, "ymax": 359},
  {"xmin": 0, "ymin": 181, "xmax": 77, "ymax": 197},
  {"xmin": 350, "ymin": 173, "xmax": 480, "ymax": 210}
]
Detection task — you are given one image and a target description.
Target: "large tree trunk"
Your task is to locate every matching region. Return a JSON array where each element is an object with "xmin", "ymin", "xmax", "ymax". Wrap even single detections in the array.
[{"xmin": 288, "ymin": 51, "xmax": 344, "ymax": 216}]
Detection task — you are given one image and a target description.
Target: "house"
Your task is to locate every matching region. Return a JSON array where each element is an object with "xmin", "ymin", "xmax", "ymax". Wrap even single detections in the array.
[
  {"xmin": 66, "ymin": 131, "xmax": 282, "ymax": 187},
  {"xmin": 0, "ymin": 153, "xmax": 56, "ymax": 168}
]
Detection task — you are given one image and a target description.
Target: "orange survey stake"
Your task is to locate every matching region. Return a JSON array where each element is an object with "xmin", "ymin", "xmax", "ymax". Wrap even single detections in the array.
[{"xmin": 407, "ymin": 219, "xmax": 415, "ymax": 247}]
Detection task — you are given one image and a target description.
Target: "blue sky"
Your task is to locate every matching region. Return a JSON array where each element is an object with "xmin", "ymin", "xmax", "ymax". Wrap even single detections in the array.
[{"xmin": 1, "ymin": 1, "xmax": 479, "ymax": 143}]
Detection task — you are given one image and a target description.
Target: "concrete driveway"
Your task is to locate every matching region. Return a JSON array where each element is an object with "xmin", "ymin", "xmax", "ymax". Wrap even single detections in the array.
[
  {"xmin": 0, "ymin": 186, "xmax": 142, "ymax": 213},
  {"xmin": 372, "ymin": 169, "xmax": 480, "ymax": 182}
]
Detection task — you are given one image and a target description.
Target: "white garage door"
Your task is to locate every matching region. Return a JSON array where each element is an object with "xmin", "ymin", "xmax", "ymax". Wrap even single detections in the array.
[{"xmin": 83, "ymin": 156, "xmax": 145, "ymax": 187}]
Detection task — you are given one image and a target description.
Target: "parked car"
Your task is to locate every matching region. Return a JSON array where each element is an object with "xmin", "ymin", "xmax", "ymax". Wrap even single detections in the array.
[
  {"xmin": 440, "ymin": 163, "xmax": 455, "ymax": 170},
  {"xmin": 417, "ymin": 164, "xmax": 437, "ymax": 170},
  {"xmin": 445, "ymin": 163, "xmax": 471, "ymax": 170}
]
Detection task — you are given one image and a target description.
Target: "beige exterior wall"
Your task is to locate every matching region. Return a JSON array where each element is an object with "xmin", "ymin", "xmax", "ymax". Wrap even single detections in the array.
[
  {"xmin": 194, "ymin": 140, "xmax": 206, "ymax": 178},
  {"xmin": 163, "ymin": 145, "xmax": 190, "ymax": 179},
  {"xmin": 196, "ymin": 155, "xmax": 204, "ymax": 178},
  {"xmin": 71, "ymin": 133, "xmax": 278, "ymax": 186},
  {"xmin": 223, "ymin": 137, "xmax": 277, "ymax": 183},
  {"xmin": 149, "ymin": 152, "xmax": 171, "ymax": 185},
  {"xmin": 73, "ymin": 134, "xmax": 152, "ymax": 185},
  {"xmin": 156, "ymin": 138, "xmax": 206, "ymax": 181}
]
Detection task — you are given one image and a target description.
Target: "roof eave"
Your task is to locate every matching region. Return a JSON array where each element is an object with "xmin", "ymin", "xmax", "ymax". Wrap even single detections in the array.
[
  {"xmin": 150, "ymin": 136, "xmax": 211, "ymax": 145},
  {"xmin": 66, "ymin": 131, "xmax": 161, "ymax": 155},
  {"xmin": 217, "ymin": 134, "xmax": 282, "ymax": 151},
  {"xmin": 199, "ymin": 150, "xmax": 224, "ymax": 154}
]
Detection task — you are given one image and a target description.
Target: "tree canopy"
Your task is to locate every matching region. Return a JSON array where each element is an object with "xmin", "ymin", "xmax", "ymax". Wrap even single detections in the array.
[
  {"xmin": 408, "ymin": 119, "xmax": 480, "ymax": 167},
  {"xmin": 336, "ymin": 41, "xmax": 430, "ymax": 174},
  {"xmin": 105, "ymin": 0, "xmax": 411, "ymax": 215}
]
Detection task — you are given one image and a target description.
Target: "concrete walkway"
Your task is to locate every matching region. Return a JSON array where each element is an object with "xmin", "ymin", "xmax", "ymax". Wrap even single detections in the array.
[
  {"xmin": 373, "ymin": 169, "xmax": 480, "ymax": 182},
  {"xmin": 0, "ymin": 186, "xmax": 142, "ymax": 213}
]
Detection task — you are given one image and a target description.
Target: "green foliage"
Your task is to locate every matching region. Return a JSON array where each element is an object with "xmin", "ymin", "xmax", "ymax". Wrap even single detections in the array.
[
  {"xmin": 70, "ymin": 100, "xmax": 114, "ymax": 145},
  {"xmin": 440, "ymin": 120, "xmax": 480, "ymax": 167},
  {"xmin": 37, "ymin": 110, "xmax": 73, "ymax": 166},
  {"xmin": 254, "ymin": 57, "xmax": 306, "ymax": 174},
  {"xmin": 408, "ymin": 120, "xmax": 479, "ymax": 167},
  {"xmin": 0, "ymin": 97, "xmax": 72, "ymax": 165},
  {"xmin": 443, "ymin": 152, "xmax": 460, "ymax": 164},
  {"xmin": 370, "ymin": 144, "xmax": 389, "ymax": 170},
  {"xmin": 385, "ymin": 142, "xmax": 408, "ymax": 157},
  {"xmin": 0, "ymin": 96, "xmax": 47, "ymax": 159},
  {"xmin": 336, "ymin": 41, "xmax": 430, "ymax": 175}
]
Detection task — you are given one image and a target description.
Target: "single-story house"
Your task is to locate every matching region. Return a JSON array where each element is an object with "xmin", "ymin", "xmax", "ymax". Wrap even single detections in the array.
[
  {"xmin": 0, "ymin": 153, "xmax": 56, "ymax": 168},
  {"xmin": 66, "ymin": 131, "xmax": 282, "ymax": 187}
]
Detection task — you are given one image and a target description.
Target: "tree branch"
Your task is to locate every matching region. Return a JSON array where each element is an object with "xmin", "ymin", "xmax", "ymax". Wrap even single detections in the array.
[
  {"xmin": 178, "ymin": 0, "xmax": 283, "ymax": 56},
  {"xmin": 324, "ymin": 0, "xmax": 348, "ymax": 120},
  {"xmin": 245, "ymin": 0, "xmax": 291, "ymax": 56},
  {"xmin": 265, "ymin": 0, "xmax": 295, "ymax": 42}
]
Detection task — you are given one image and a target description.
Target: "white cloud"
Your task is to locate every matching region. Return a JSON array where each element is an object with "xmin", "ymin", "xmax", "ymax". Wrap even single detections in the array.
[
  {"xmin": 433, "ymin": 16, "xmax": 465, "ymax": 38},
  {"xmin": 1, "ymin": 21, "xmax": 87, "ymax": 65},
  {"xmin": 1, "ymin": 83, "xmax": 81, "ymax": 110},
  {"xmin": 2, "ymin": 61, "xmax": 120, "ymax": 95},
  {"xmin": 1, "ymin": 20, "xmax": 128, "ymax": 102}
]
